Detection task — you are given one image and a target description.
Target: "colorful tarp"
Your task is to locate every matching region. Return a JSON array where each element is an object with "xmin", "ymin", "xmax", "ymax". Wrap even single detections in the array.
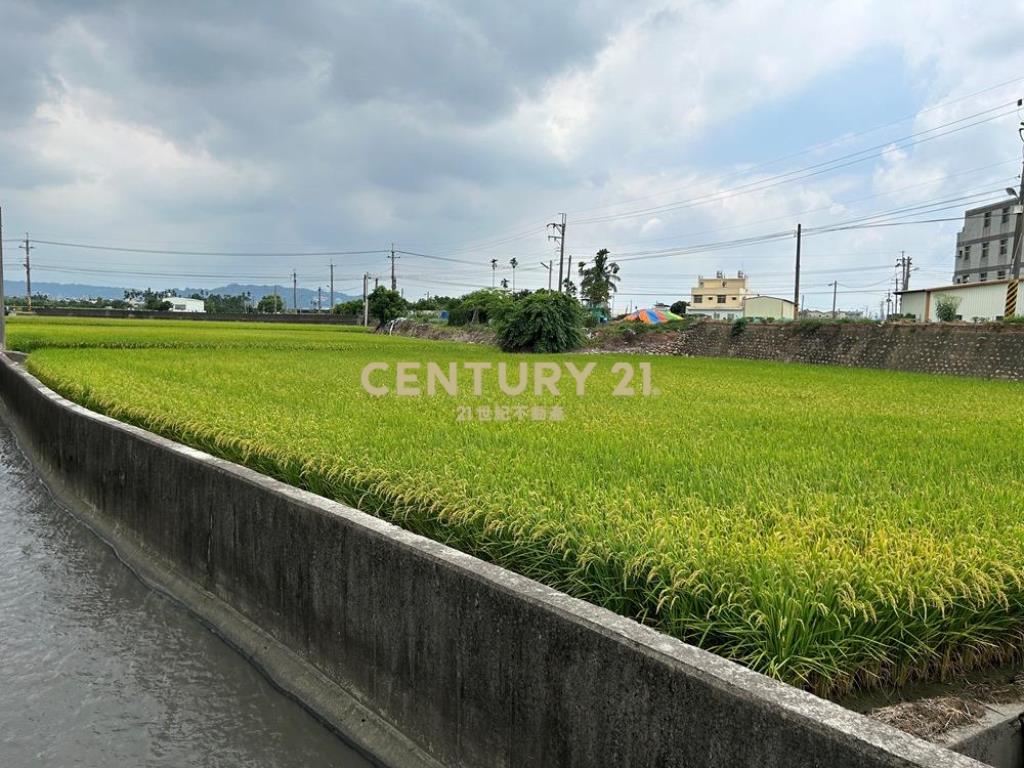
[{"xmin": 623, "ymin": 308, "xmax": 683, "ymax": 324}]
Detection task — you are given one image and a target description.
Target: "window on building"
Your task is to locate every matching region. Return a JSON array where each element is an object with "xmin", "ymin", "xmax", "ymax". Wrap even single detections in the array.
[
  {"xmin": 979, "ymin": 272, "xmax": 988, "ymax": 282},
  {"xmin": 693, "ymin": 295, "xmax": 702, "ymax": 303},
  {"xmin": 984, "ymin": 211, "xmax": 992, "ymax": 228},
  {"xmin": 982, "ymin": 242, "xmax": 989, "ymax": 258},
  {"xmin": 1000, "ymin": 239, "xmax": 1008, "ymax": 256},
  {"xmin": 998, "ymin": 270, "xmax": 1006, "ymax": 279},
  {"xmin": 965, "ymin": 245, "xmax": 972, "ymax": 258},
  {"xmin": 1003, "ymin": 207, "xmax": 1011, "ymax": 224},
  {"xmin": 958, "ymin": 248, "xmax": 963, "ymax": 259},
  {"xmin": 717, "ymin": 295, "xmax": 726, "ymax": 304}
]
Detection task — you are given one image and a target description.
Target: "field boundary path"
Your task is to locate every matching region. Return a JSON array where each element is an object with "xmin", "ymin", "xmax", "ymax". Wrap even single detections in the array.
[{"xmin": 0, "ymin": 351, "xmax": 987, "ymax": 768}]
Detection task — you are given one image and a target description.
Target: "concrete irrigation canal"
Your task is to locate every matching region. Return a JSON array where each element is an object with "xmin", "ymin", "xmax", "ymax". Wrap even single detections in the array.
[{"xmin": 0, "ymin": 419, "xmax": 373, "ymax": 768}]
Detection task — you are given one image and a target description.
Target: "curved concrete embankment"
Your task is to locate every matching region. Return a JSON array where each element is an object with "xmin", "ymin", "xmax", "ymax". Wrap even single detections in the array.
[{"xmin": 0, "ymin": 353, "xmax": 984, "ymax": 768}]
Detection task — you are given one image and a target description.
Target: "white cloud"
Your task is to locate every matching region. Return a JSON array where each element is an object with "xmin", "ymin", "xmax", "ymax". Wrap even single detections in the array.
[{"xmin": 2, "ymin": 0, "xmax": 1023, "ymax": 310}]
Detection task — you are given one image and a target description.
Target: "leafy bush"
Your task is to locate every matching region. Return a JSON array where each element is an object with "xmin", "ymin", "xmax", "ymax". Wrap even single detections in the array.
[
  {"xmin": 496, "ymin": 290, "xmax": 584, "ymax": 352},
  {"xmin": 448, "ymin": 288, "xmax": 513, "ymax": 326},
  {"xmin": 331, "ymin": 298, "xmax": 364, "ymax": 317},
  {"xmin": 730, "ymin": 317, "xmax": 748, "ymax": 336},
  {"xmin": 669, "ymin": 300, "xmax": 688, "ymax": 315},
  {"xmin": 934, "ymin": 294, "xmax": 961, "ymax": 322}
]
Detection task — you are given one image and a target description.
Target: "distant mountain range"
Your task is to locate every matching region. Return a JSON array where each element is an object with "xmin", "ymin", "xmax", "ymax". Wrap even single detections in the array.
[{"xmin": 2, "ymin": 280, "xmax": 356, "ymax": 309}]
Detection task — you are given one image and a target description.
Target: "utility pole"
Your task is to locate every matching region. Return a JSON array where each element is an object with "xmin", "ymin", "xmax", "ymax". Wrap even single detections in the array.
[
  {"xmin": 292, "ymin": 270, "xmax": 298, "ymax": 313},
  {"xmin": 330, "ymin": 262, "xmax": 335, "ymax": 311},
  {"xmin": 793, "ymin": 223, "xmax": 801, "ymax": 317},
  {"xmin": 0, "ymin": 206, "xmax": 5, "ymax": 351},
  {"xmin": 274, "ymin": 284, "xmax": 279, "ymax": 313},
  {"xmin": 539, "ymin": 261, "xmax": 553, "ymax": 290},
  {"xmin": 829, "ymin": 280, "xmax": 838, "ymax": 318},
  {"xmin": 896, "ymin": 251, "xmax": 912, "ymax": 292},
  {"xmin": 317, "ymin": 286, "xmax": 322, "ymax": 313},
  {"xmin": 389, "ymin": 244, "xmax": 399, "ymax": 291},
  {"xmin": 1005, "ymin": 109, "xmax": 1024, "ymax": 317},
  {"xmin": 548, "ymin": 213, "xmax": 566, "ymax": 293},
  {"xmin": 366, "ymin": 276, "xmax": 372, "ymax": 323},
  {"xmin": 374, "ymin": 276, "xmax": 379, "ymax": 290},
  {"xmin": 894, "ymin": 251, "xmax": 912, "ymax": 315},
  {"xmin": 20, "ymin": 234, "xmax": 32, "ymax": 311}
]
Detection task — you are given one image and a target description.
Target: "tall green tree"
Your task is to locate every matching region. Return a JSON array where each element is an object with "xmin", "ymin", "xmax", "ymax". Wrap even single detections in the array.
[
  {"xmin": 367, "ymin": 286, "xmax": 407, "ymax": 327},
  {"xmin": 577, "ymin": 249, "xmax": 620, "ymax": 309},
  {"xmin": 257, "ymin": 294, "xmax": 284, "ymax": 313}
]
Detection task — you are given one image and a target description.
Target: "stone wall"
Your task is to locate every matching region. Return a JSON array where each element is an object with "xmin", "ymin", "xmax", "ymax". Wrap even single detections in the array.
[{"xmin": 669, "ymin": 321, "xmax": 1024, "ymax": 380}]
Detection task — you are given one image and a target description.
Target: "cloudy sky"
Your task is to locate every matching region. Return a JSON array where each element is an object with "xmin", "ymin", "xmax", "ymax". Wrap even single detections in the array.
[{"xmin": 2, "ymin": 0, "xmax": 1024, "ymax": 311}]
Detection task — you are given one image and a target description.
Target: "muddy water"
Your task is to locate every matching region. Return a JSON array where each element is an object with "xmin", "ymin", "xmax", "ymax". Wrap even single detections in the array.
[{"xmin": 0, "ymin": 420, "xmax": 374, "ymax": 768}]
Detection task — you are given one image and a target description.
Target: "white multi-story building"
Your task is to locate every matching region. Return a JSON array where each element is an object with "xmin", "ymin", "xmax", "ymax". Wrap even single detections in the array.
[{"xmin": 953, "ymin": 198, "xmax": 1018, "ymax": 285}]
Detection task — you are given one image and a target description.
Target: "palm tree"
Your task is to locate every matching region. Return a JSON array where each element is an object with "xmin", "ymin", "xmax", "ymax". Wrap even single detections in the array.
[
  {"xmin": 500, "ymin": 278, "xmax": 509, "ymax": 290},
  {"xmin": 578, "ymin": 249, "xmax": 620, "ymax": 309},
  {"xmin": 510, "ymin": 258, "xmax": 519, "ymax": 292},
  {"xmin": 490, "ymin": 258, "xmax": 498, "ymax": 287}
]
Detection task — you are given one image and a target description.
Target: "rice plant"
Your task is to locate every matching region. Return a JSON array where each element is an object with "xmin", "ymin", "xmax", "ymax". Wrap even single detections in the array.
[{"xmin": 12, "ymin": 316, "xmax": 1024, "ymax": 697}]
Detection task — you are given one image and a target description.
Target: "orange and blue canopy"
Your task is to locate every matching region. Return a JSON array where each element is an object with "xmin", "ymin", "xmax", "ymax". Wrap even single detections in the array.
[{"xmin": 624, "ymin": 307, "xmax": 682, "ymax": 324}]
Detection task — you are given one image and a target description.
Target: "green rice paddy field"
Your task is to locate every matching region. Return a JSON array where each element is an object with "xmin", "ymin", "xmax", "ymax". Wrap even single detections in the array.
[{"xmin": 8, "ymin": 316, "xmax": 1024, "ymax": 696}]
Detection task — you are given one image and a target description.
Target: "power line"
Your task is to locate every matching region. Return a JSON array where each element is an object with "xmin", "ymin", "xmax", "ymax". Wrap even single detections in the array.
[
  {"xmin": 566, "ymin": 77, "xmax": 1024, "ymax": 218},
  {"xmin": 25, "ymin": 239, "xmax": 391, "ymax": 258},
  {"xmin": 567, "ymin": 159, "xmax": 1020, "ymax": 253},
  {"xmin": 574, "ymin": 104, "xmax": 1019, "ymax": 226}
]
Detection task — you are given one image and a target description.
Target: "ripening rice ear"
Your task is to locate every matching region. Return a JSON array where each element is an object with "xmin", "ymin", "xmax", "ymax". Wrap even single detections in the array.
[{"xmin": 19, "ymin": 315, "xmax": 1024, "ymax": 698}]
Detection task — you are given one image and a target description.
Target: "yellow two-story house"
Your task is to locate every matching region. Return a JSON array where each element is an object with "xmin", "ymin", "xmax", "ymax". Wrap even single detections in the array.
[{"xmin": 689, "ymin": 271, "xmax": 749, "ymax": 320}]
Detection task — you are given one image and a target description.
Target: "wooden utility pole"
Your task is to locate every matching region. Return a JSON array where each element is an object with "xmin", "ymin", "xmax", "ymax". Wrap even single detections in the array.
[
  {"xmin": 317, "ymin": 286, "xmax": 322, "ymax": 313},
  {"xmin": 20, "ymin": 234, "xmax": 32, "ymax": 311},
  {"xmin": 0, "ymin": 207, "xmax": 5, "ymax": 350},
  {"xmin": 292, "ymin": 270, "xmax": 298, "ymax": 313},
  {"xmin": 829, "ymin": 280, "xmax": 838, "ymax": 318},
  {"xmin": 329, "ymin": 262, "xmax": 335, "ymax": 311},
  {"xmin": 793, "ymin": 223, "xmax": 802, "ymax": 318}
]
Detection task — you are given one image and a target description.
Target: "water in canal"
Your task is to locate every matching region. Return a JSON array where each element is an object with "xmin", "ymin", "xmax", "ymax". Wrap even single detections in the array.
[{"xmin": 0, "ymin": 420, "xmax": 374, "ymax": 768}]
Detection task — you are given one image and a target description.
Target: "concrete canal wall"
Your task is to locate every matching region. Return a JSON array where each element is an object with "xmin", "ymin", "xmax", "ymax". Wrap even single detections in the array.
[{"xmin": 0, "ymin": 353, "xmax": 986, "ymax": 768}]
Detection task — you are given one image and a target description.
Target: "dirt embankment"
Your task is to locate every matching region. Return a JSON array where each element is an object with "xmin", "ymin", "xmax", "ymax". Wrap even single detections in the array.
[
  {"xmin": 386, "ymin": 321, "xmax": 497, "ymax": 345},
  {"xmin": 387, "ymin": 321, "xmax": 688, "ymax": 354}
]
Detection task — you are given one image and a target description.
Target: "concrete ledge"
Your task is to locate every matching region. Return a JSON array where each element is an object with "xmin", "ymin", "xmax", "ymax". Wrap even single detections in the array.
[
  {"xmin": 0, "ymin": 355, "xmax": 986, "ymax": 768},
  {"xmin": 945, "ymin": 705, "xmax": 1023, "ymax": 768}
]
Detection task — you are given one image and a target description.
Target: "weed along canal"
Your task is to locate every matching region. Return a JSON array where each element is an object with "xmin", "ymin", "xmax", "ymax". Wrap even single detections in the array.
[{"xmin": 0, "ymin": 420, "xmax": 372, "ymax": 768}]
